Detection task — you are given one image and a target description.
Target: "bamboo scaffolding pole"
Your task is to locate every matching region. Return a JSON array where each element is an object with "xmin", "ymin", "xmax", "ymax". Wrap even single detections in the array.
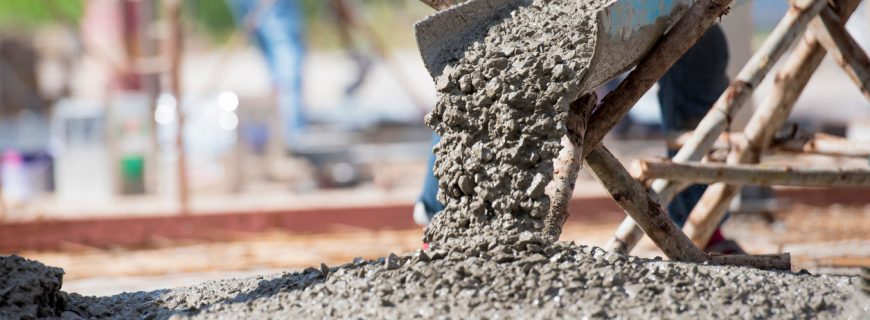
[
  {"xmin": 682, "ymin": 0, "xmax": 864, "ymax": 249},
  {"xmin": 632, "ymin": 160, "xmax": 870, "ymax": 187},
  {"xmin": 812, "ymin": 6, "xmax": 870, "ymax": 101},
  {"xmin": 607, "ymin": 0, "xmax": 835, "ymax": 253}
]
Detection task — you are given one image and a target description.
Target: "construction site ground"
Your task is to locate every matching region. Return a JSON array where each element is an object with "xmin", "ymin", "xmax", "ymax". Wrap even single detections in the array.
[
  {"xmin": 2, "ymin": 140, "xmax": 867, "ymax": 297},
  {"xmin": 17, "ymin": 202, "xmax": 867, "ymax": 296}
]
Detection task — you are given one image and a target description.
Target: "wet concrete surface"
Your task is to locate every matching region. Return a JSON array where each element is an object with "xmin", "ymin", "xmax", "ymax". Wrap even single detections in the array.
[
  {"xmin": 424, "ymin": 0, "xmax": 607, "ymax": 245},
  {"xmin": 0, "ymin": 255, "xmax": 66, "ymax": 319},
  {"xmin": 4, "ymin": 234, "xmax": 867, "ymax": 319},
  {"xmin": 3, "ymin": 0, "xmax": 868, "ymax": 318}
]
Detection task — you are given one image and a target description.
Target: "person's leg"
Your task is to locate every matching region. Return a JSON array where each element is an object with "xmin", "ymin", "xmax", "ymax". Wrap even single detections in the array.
[
  {"xmin": 658, "ymin": 25, "xmax": 740, "ymax": 252},
  {"xmin": 228, "ymin": 0, "xmax": 307, "ymax": 149},
  {"xmin": 414, "ymin": 133, "xmax": 445, "ymax": 225}
]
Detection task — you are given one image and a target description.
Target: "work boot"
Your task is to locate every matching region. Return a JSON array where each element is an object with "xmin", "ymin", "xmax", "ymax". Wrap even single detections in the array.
[
  {"xmin": 704, "ymin": 229, "xmax": 746, "ymax": 255},
  {"xmin": 413, "ymin": 201, "xmax": 433, "ymax": 226}
]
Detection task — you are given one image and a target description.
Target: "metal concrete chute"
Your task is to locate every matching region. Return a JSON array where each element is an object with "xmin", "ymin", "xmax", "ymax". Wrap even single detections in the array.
[{"xmin": 413, "ymin": 0, "xmax": 695, "ymax": 93}]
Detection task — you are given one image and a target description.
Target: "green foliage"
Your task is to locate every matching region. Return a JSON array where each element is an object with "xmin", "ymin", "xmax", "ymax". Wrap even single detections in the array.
[
  {"xmin": 0, "ymin": 0, "xmax": 84, "ymax": 29},
  {"xmin": 185, "ymin": 0, "xmax": 237, "ymax": 43},
  {"xmin": 0, "ymin": 0, "xmax": 434, "ymax": 48}
]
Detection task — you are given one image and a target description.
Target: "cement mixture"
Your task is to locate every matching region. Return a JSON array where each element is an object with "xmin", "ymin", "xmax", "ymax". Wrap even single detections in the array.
[
  {"xmin": 2, "ymin": 0, "xmax": 868, "ymax": 319},
  {"xmin": 423, "ymin": 0, "xmax": 605, "ymax": 245},
  {"xmin": 0, "ymin": 255, "xmax": 66, "ymax": 319},
  {"xmin": 3, "ymin": 238, "xmax": 868, "ymax": 319}
]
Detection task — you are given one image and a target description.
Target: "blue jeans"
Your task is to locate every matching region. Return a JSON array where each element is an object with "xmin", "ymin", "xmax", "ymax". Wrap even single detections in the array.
[
  {"xmin": 420, "ymin": 133, "xmax": 446, "ymax": 215},
  {"xmin": 420, "ymin": 25, "xmax": 730, "ymax": 227},
  {"xmin": 227, "ymin": 0, "xmax": 306, "ymax": 148},
  {"xmin": 659, "ymin": 25, "xmax": 730, "ymax": 226}
]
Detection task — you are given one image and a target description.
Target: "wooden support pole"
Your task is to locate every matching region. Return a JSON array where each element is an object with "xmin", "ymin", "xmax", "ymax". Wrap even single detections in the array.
[
  {"xmin": 632, "ymin": 160, "xmax": 870, "ymax": 187},
  {"xmin": 651, "ymin": 0, "xmax": 831, "ymax": 201},
  {"xmin": 668, "ymin": 131, "xmax": 738, "ymax": 151},
  {"xmin": 608, "ymin": 0, "xmax": 835, "ymax": 253},
  {"xmin": 578, "ymin": 0, "xmax": 735, "ymax": 255},
  {"xmin": 581, "ymin": 0, "xmax": 734, "ymax": 158},
  {"xmin": 812, "ymin": 6, "xmax": 870, "ymax": 101},
  {"xmin": 543, "ymin": 94, "xmax": 595, "ymax": 242},
  {"xmin": 671, "ymin": 131, "xmax": 870, "ymax": 158},
  {"xmin": 585, "ymin": 146, "xmax": 708, "ymax": 262},
  {"xmin": 708, "ymin": 253, "xmax": 792, "ymax": 270},
  {"xmin": 772, "ymin": 132, "xmax": 870, "ymax": 158},
  {"xmin": 682, "ymin": 0, "xmax": 864, "ymax": 249}
]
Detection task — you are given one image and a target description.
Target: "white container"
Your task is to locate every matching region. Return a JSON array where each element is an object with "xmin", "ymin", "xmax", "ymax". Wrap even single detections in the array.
[{"xmin": 50, "ymin": 99, "xmax": 113, "ymax": 203}]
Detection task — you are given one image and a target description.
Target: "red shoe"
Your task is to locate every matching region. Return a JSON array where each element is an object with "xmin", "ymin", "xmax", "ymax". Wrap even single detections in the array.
[{"xmin": 704, "ymin": 229, "xmax": 746, "ymax": 255}]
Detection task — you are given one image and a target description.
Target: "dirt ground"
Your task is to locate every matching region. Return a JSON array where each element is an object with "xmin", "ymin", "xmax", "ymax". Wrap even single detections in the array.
[{"xmin": 17, "ymin": 204, "xmax": 868, "ymax": 296}]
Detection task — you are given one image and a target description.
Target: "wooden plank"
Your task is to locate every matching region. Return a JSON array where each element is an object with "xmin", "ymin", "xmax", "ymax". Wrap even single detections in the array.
[{"xmin": 631, "ymin": 160, "xmax": 870, "ymax": 187}]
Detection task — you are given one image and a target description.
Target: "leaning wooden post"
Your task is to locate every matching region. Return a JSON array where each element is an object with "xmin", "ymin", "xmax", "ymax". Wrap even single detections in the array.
[
  {"xmin": 682, "ymin": 0, "xmax": 864, "ymax": 248},
  {"xmin": 585, "ymin": 147, "xmax": 709, "ymax": 263},
  {"xmin": 607, "ymin": 0, "xmax": 834, "ymax": 253},
  {"xmin": 562, "ymin": 0, "xmax": 737, "ymax": 254},
  {"xmin": 585, "ymin": 147, "xmax": 792, "ymax": 269},
  {"xmin": 542, "ymin": 94, "xmax": 595, "ymax": 242},
  {"xmin": 811, "ymin": 6, "xmax": 870, "ymax": 101},
  {"xmin": 581, "ymin": 0, "xmax": 734, "ymax": 156}
]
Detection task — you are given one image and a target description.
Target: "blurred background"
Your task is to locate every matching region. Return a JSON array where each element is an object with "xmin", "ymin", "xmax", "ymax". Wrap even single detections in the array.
[{"xmin": 0, "ymin": 0, "xmax": 867, "ymax": 296}]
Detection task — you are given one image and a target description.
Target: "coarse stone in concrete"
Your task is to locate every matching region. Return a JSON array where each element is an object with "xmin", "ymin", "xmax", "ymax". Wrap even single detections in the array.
[{"xmin": 0, "ymin": 255, "xmax": 66, "ymax": 319}]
